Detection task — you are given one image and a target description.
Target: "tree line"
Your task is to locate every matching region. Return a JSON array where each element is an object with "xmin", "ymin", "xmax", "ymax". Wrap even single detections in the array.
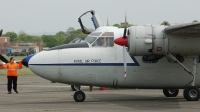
[
  {"xmin": 3, "ymin": 27, "xmax": 88, "ymax": 48},
  {"xmin": 2, "ymin": 20, "xmax": 198, "ymax": 48}
]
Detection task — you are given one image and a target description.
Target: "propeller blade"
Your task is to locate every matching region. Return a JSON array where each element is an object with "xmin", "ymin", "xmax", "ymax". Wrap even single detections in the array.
[
  {"xmin": 0, "ymin": 28, "xmax": 3, "ymax": 36},
  {"xmin": 123, "ymin": 46, "xmax": 127, "ymax": 79},
  {"xmin": 123, "ymin": 13, "xmax": 127, "ymax": 38},
  {"xmin": 106, "ymin": 17, "xmax": 109, "ymax": 26}
]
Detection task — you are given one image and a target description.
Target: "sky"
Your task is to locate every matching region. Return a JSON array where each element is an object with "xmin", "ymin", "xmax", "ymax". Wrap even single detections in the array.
[{"xmin": 0, "ymin": 0, "xmax": 200, "ymax": 35}]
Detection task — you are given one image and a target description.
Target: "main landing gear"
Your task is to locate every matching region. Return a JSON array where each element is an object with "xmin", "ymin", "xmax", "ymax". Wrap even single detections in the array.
[
  {"xmin": 184, "ymin": 86, "xmax": 200, "ymax": 101},
  {"xmin": 73, "ymin": 85, "xmax": 86, "ymax": 102},
  {"xmin": 163, "ymin": 89, "xmax": 179, "ymax": 97},
  {"xmin": 166, "ymin": 54, "xmax": 200, "ymax": 101}
]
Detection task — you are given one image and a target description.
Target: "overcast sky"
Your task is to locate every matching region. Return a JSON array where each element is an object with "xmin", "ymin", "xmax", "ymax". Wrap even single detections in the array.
[{"xmin": 0, "ymin": 0, "xmax": 200, "ymax": 35}]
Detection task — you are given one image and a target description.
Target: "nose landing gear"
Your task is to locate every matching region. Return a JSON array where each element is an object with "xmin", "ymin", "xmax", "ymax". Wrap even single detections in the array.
[
  {"xmin": 74, "ymin": 91, "xmax": 86, "ymax": 102},
  {"xmin": 73, "ymin": 85, "xmax": 86, "ymax": 102}
]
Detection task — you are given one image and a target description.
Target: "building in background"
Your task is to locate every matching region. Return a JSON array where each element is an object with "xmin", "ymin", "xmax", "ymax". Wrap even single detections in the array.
[{"xmin": 0, "ymin": 36, "xmax": 43, "ymax": 54}]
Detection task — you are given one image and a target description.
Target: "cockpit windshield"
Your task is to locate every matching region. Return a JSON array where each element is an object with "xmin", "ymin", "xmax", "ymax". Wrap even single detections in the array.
[
  {"xmin": 84, "ymin": 32, "xmax": 102, "ymax": 44},
  {"xmin": 89, "ymin": 32, "xmax": 102, "ymax": 36}
]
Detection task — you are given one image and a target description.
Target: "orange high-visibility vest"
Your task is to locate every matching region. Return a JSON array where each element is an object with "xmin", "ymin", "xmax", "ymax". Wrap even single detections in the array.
[{"xmin": 1, "ymin": 62, "xmax": 23, "ymax": 76}]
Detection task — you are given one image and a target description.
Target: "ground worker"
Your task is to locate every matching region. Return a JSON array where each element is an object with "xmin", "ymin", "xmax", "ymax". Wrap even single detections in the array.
[{"xmin": 0, "ymin": 57, "xmax": 23, "ymax": 94}]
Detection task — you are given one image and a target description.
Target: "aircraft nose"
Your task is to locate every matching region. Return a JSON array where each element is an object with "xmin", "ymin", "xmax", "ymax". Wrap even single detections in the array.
[{"xmin": 22, "ymin": 54, "xmax": 35, "ymax": 67}]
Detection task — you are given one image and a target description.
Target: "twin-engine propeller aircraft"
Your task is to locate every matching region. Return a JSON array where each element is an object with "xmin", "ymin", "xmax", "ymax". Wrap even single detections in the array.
[{"xmin": 22, "ymin": 10, "xmax": 200, "ymax": 102}]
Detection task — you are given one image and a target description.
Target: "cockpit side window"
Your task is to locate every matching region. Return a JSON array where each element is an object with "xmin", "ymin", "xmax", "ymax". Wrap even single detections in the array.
[
  {"xmin": 102, "ymin": 32, "xmax": 114, "ymax": 47},
  {"xmin": 106, "ymin": 37, "xmax": 114, "ymax": 47},
  {"xmin": 92, "ymin": 37, "xmax": 105, "ymax": 47},
  {"xmin": 92, "ymin": 32, "xmax": 114, "ymax": 47},
  {"xmin": 84, "ymin": 36, "xmax": 97, "ymax": 44}
]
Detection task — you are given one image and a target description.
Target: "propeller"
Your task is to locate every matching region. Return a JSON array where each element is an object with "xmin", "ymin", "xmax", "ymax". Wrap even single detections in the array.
[
  {"xmin": 106, "ymin": 17, "xmax": 109, "ymax": 26},
  {"xmin": 123, "ymin": 45, "xmax": 127, "ymax": 79},
  {"xmin": 123, "ymin": 13, "xmax": 127, "ymax": 79},
  {"xmin": 0, "ymin": 28, "xmax": 3, "ymax": 36},
  {"xmin": 114, "ymin": 13, "xmax": 128, "ymax": 79}
]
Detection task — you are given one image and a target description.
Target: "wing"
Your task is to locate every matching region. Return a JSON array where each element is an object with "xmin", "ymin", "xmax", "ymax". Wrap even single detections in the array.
[{"xmin": 164, "ymin": 22, "xmax": 200, "ymax": 37}]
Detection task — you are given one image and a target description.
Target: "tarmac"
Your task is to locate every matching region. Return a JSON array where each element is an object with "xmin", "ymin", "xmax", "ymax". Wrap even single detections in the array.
[{"xmin": 0, "ymin": 75, "xmax": 200, "ymax": 112}]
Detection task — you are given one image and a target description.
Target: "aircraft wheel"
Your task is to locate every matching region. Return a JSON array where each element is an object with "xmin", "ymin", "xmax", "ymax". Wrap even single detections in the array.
[
  {"xmin": 163, "ymin": 89, "xmax": 179, "ymax": 97},
  {"xmin": 183, "ymin": 86, "xmax": 200, "ymax": 101},
  {"xmin": 73, "ymin": 91, "xmax": 85, "ymax": 102},
  {"xmin": 71, "ymin": 85, "xmax": 76, "ymax": 91}
]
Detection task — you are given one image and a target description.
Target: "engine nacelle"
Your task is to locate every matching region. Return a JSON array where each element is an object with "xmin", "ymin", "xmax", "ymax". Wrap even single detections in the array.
[
  {"xmin": 128, "ymin": 25, "xmax": 153, "ymax": 56},
  {"xmin": 128, "ymin": 25, "xmax": 200, "ymax": 56}
]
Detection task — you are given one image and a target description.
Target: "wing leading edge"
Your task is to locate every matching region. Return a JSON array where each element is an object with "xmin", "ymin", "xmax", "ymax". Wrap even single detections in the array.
[{"xmin": 164, "ymin": 22, "xmax": 200, "ymax": 37}]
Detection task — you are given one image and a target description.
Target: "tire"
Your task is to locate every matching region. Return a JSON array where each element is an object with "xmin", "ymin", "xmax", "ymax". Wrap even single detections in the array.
[
  {"xmin": 183, "ymin": 86, "xmax": 200, "ymax": 101},
  {"xmin": 71, "ymin": 85, "xmax": 76, "ymax": 91},
  {"xmin": 163, "ymin": 89, "xmax": 179, "ymax": 97},
  {"xmin": 73, "ymin": 91, "xmax": 85, "ymax": 102}
]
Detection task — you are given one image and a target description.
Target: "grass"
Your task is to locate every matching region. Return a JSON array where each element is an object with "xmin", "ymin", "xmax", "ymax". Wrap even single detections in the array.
[{"xmin": 0, "ymin": 55, "xmax": 36, "ymax": 76}]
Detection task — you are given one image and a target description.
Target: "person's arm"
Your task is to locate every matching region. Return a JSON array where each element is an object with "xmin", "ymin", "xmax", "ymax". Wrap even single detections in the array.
[
  {"xmin": 17, "ymin": 62, "xmax": 23, "ymax": 69},
  {"xmin": 1, "ymin": 63, "xmax": 8, "ymax": 69}
]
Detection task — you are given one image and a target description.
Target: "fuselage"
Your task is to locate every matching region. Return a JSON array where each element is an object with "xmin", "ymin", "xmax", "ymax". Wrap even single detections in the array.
[{"xmin": 26, "ymin": 26, "xmax": 200, "ymax": 89}]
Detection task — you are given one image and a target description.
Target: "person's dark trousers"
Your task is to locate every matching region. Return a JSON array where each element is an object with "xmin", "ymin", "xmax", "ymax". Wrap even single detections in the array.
[{"xmin": 7, "ymin": 76, "xmax": 18, "ymax": 92}]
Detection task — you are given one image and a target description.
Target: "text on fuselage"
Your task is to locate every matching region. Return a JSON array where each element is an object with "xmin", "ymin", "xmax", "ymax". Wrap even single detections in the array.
[{"xmin": 74, "ymin": 59, "xmax": 101, "ymax": 63}]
